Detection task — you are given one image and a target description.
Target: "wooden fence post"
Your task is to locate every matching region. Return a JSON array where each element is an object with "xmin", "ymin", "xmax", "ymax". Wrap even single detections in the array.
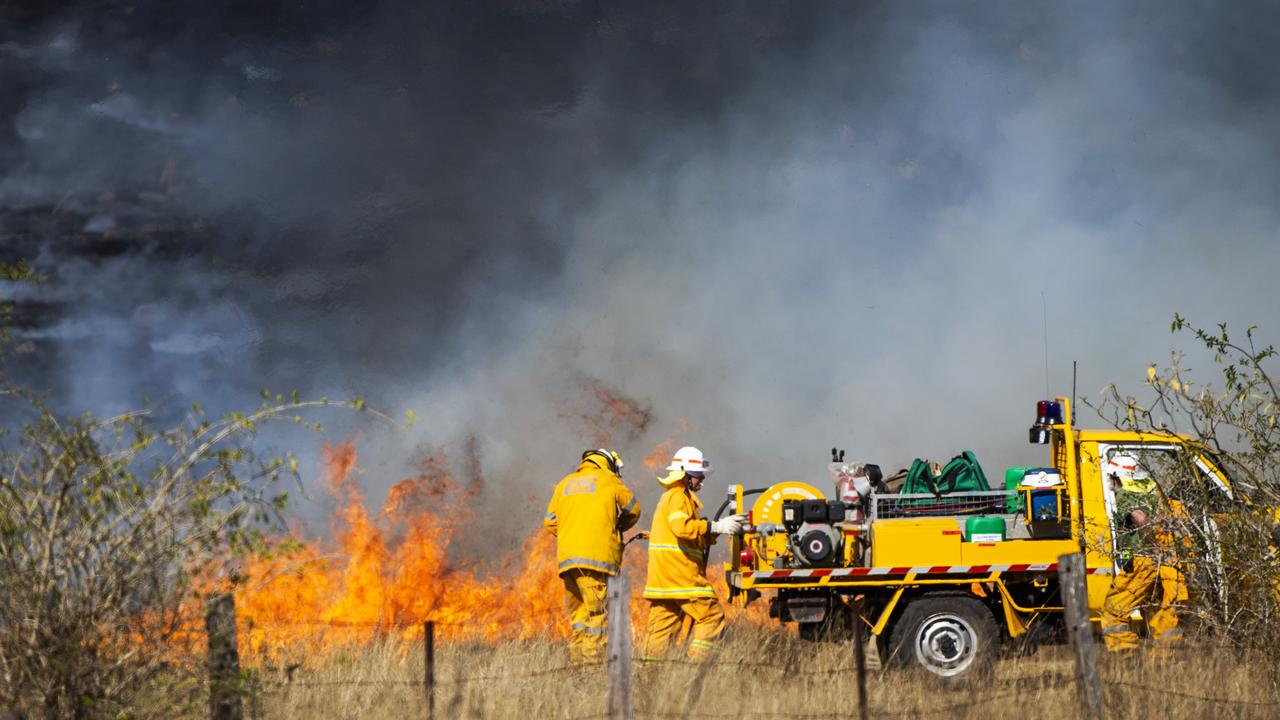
[
  {"xmin": 606, "ymin": 573, "xmax": 634, "ymax": 720},
  {"xmin": 205, "ymin": 592, "xmax": 244, "ymax": 720},
  {"xmin": 851, "ymin": 597, "xmax": 869, "ymax": 720},
  {"xmin": 1059, "ymin": 553, "xmax": 1105, "ymax": 720},
  {"xmin": 424, "ymin": 621, "xmax": 435, "ymax": 720}
]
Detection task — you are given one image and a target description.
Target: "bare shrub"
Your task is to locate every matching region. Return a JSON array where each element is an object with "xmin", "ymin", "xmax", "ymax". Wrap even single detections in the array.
[
  {"xmin": 0, "ymin": 393, "xmax": 374, "ymax": 718},
  {"xmin": 1091, "ymin": 316, "xmax": 1280, "ymax": 652}
]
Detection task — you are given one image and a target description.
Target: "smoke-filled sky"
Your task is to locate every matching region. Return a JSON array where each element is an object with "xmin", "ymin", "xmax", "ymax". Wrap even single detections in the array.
[{"xmin": 2, "ymin": 1, "xmax": 1279, "ymax": 538}]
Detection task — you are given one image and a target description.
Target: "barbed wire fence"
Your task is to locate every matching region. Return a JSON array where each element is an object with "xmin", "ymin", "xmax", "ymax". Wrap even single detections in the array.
[{"xmin": 203, "ymin": 564, "xmax": 1280, "ymax": 720}]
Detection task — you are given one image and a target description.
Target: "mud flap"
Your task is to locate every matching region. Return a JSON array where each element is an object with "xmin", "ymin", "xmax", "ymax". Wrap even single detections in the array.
[{"xmin": 786, "ymin": 595, "xmax": 830, "ymax": 624}]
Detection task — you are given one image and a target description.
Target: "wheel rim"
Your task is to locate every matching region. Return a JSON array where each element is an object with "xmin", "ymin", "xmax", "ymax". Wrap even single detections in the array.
[{"xmin": 913, "ymin": 612, "xmax": 978, "ymax": 676}]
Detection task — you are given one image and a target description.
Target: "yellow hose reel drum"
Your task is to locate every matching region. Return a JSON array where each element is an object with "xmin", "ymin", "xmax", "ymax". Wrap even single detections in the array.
[{"xmin": 750, "ymin": 481, "xmax": 825, "ymax": 563}]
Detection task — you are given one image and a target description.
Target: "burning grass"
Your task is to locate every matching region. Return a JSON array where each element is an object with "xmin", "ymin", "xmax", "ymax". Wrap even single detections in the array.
[
  {"xmin": 233, "ymin": 441, "xmax": 569, "ymax": 661},
  {"xmin": 250, "ymin": 630, "xmax": 1280, "ymax": 719}
]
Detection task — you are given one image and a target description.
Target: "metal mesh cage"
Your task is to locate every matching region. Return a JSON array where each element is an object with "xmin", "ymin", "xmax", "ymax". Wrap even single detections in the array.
[{"xmin": 870, "ymin": 490, "xmax": 1016, "ymax": 521}]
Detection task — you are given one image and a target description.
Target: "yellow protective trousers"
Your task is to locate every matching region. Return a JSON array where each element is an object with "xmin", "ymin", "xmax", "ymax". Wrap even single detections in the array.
[
  {"xmin": 642, "ymin": 597, "xmax": 725, "ymax": 661},
  {"xmin": 1100, "ymin": 556, "xmax": 1187, "ymax": 651},
  {"xmin": 562, "ymin": 569, "xmax": 609, "ymax": 664}
]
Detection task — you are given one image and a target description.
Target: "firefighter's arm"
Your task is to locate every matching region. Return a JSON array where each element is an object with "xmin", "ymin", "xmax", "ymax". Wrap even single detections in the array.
[
  {"xmin": 544, "ymin": 489, "xmax": 559, "ymax": 537},
  {"xmin": 666, "ymin": 502, "xmax": 712, "ymax": 542},
  {"xmin": 616, "ymin": 483, "xmax": 642, "ymax": 532}
]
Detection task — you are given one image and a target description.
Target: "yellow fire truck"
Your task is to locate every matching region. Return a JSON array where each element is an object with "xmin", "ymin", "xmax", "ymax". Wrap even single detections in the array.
[{"xmin": 722, "ymin": 397, "xmax": 1237, "ymax": 677}]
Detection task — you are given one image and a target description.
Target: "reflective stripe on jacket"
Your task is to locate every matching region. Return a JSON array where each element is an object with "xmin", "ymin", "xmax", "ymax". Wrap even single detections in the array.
[
  {"xmin": 544, "ymin": 457, "xmax": 641, "ymax": 576},
  {"xmin": 643, "ymin": 484, "xmax": 717, "ymax": 599}
]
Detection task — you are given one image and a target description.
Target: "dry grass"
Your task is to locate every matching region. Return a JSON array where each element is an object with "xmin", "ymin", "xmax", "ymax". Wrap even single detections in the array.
[{"xmin": 247, "ymin": 626, "xmax": 1280, "ymax": 720}]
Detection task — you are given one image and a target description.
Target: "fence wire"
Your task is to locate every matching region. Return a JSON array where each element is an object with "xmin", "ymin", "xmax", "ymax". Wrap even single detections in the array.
[
  {"xmin": 251, "ymin": 662, "xmax": 1278, "ymax": 710},
  {"xmin": 234, "ymin": 618, "xmax": 1278, "ymax": 717},
  {"xmin": 1103, "ymin": 680, "xmax": 1280, "ymax": 708}
]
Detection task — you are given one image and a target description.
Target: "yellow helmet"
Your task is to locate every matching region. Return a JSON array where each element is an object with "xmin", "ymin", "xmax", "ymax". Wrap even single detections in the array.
[{"xmin": 582, "ymin": 448, "xmax": 624, "ymax": 475}]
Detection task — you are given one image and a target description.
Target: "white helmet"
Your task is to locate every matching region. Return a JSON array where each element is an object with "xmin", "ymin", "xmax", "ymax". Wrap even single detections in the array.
[
  {"xmin": 1106, "ymin": 453, "xmax": 1154, "ymax": 492},
  {"xmin": 667, "ymin": 446, "xmax": 713, "ymax": 476}
]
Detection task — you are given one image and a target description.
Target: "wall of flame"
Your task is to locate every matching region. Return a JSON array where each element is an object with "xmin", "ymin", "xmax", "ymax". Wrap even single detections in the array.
[{"xmin": 232, "ymin": 440, "xmax": 768, "ymax": 663}]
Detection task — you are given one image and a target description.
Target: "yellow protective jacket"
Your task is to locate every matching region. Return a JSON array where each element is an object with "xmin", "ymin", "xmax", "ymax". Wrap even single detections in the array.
[
  {"xmin": 643, "ymin": 484, "xmax": 718, "ymax": 600},
  {"xmin": 544, "ymin": 457, "xmax": 641, "ymax": 576}
]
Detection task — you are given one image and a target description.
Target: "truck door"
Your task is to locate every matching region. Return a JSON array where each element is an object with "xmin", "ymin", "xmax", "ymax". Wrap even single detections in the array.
[{"xmin": 1095, "ymin": 443, "xmax": 1181, "ymax": 575}]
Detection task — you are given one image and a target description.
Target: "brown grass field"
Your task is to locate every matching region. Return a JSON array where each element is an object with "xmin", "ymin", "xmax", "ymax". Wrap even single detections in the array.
[{"xmin": 247, "ymin": 627, "xmax": 1280, "ymax": 720}]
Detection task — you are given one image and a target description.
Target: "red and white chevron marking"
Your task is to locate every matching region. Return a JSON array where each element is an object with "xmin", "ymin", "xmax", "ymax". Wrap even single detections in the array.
[{"xmin": 740, "ymin": 563, "xmax": 1113, "ymax": 580}]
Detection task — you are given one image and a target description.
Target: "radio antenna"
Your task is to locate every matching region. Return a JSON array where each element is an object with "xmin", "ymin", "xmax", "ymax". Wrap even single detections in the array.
[
  {"xmin": 1041, "ymin": 292, "xmax": 1050, "ymax": 397},
  {"xmin": 1072, "ymin": 360, "xmax": 1078, "ymax": 427}
]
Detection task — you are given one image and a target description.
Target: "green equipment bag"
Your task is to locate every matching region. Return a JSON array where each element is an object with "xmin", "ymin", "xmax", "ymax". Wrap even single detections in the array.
[
  {"xmin": 902, "ymin": 459, "xmax": 936, "ymax": 496},
  {"xmin": 937, "ymin": 451, "xmax": 989, "ymax": 493},
  {"xmin": 902, "ymin": 451, "xmax": 990, "ymax": 497}
]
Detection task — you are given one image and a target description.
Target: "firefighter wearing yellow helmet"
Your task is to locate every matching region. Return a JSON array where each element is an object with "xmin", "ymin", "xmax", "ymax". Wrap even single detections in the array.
[
  {"xmin": 544, "ymin": 448, "xmax": 641, "ymax": 664},
  {"xmin": 1098, "ymin": 452, "xmax": 1188, "ymax": 651},
  {"xmin": 641, "ymin": 446, "xmax": 745, "ymax": 660}
]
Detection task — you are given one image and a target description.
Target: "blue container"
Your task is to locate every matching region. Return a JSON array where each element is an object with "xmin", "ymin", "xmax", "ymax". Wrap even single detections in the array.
[{"xmin": 1029, "ymin": 490, "xmax": 1059, "ymax": 522}]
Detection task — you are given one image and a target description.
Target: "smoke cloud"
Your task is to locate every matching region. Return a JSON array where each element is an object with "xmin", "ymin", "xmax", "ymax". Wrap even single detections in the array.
[{"xmin": 3, "ymin": 1, "xmax": 1279, "ymax": 542}]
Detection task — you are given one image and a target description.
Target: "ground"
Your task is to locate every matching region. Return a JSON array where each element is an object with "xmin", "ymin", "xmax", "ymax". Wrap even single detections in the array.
[{"xmin": 245, "ymin": 628, "xmax": 1279, "ymax": 719}]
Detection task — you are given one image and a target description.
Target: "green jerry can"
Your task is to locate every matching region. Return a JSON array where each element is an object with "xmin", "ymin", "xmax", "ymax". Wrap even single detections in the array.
[
  {"xmin": 965, "ymin": 516, "xmax": 1006, "ymax": 543},
  {"xmin": 1004, "ymin": 467, "xmax": 1026, "ymax": 513}
]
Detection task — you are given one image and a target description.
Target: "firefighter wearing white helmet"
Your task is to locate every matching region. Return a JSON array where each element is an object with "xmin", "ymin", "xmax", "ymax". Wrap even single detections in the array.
[
  {"xmin": 1098, "ymin": 451, "xmax": 1188, "ymax": 651},
  {"xmin": 642, "ymin": 446, "xmax": 744, "ymax": 661},
  {"xmin": 667, "ymin": 446, "xmax": 712, "ymax": 480},
  {"xmin": 1106, "ymin": 453, "xmax": 1156, "ymax": 494}
]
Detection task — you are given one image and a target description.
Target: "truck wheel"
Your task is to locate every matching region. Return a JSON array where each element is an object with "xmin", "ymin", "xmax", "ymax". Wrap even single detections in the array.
[{"xmin": 887, "ymin": 594, "xmax": 997, "ymax": 678}]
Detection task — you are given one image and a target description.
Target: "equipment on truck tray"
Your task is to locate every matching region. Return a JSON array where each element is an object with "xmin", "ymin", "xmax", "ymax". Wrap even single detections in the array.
[
  {"xmin": 1018, "ymin": 468, "xmax": 1070, "ymax": 539},
  {"xmin": 901, "ymin": 451, "xmax": 990, "ymax": 498}
]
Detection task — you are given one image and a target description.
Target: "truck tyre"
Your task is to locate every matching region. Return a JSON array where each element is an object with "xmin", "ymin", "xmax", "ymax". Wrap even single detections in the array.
[{"xmin": 887, "ymin": 594, "xmax": 998, "ymax": 678}]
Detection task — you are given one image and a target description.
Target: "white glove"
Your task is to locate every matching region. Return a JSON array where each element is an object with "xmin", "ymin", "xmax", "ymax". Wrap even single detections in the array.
[{"xmin": 710, "ymin": 515, "xmax": 746, "ymax": 535}]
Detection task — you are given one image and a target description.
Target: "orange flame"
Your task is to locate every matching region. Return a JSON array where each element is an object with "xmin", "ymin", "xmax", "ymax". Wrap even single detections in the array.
[
  {"xmin": 643, "ymin": 417, "xmax": 691, "ymax": 470},
  {"xmin": 235, "ymin": 441, "xmax": 564, "ymax": 661}
]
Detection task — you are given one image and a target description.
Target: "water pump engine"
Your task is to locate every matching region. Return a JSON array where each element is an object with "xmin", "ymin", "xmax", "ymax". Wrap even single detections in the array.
[{"xmin": 781, "ymin": 499, "xmax": 856, "ymax": 567}]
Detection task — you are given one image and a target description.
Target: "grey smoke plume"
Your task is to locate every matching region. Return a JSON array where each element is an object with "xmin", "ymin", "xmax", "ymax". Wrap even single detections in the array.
[{"xmin": 3, "ymin": 1, "xmax": 1279, "ymax": 539}]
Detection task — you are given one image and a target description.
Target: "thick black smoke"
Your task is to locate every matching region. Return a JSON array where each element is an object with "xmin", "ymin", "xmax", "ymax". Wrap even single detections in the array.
[{"xmin": 3, "ymin": 1, "xmax": 1279, "ymax": 537}]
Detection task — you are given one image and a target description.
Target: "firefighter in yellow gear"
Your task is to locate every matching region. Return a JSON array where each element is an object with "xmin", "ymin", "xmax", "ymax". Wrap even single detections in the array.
[
  {"xmin": 641, "ymin": 447, "xmax": 744, "ymax": 661},
  {"xmin": 544, "ymin": 448, "xmax": 641, "ymax": 664},
  {"xmin": 1099, "ymin": 539, "xmax": 1188, "ymax": 650},
  {"xmin": 1099, "ymin": 454, "xmax": 1188, "ymax": 651}
]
